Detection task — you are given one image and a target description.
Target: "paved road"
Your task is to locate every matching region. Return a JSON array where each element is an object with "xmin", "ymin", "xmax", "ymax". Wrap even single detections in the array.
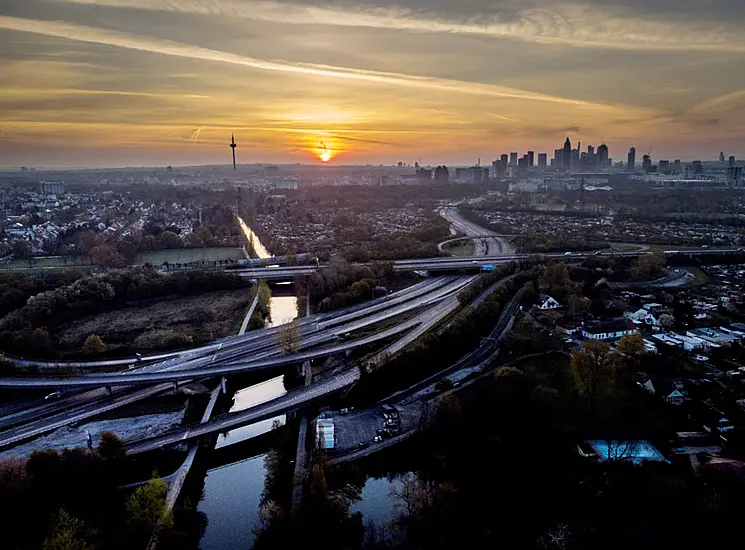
[
  {"xmin": 127, "ymin": 369, "xmax": 361, "ymax": 455},
  {"xmin": 440, "ymin": 208, "xmax": 515, "ymax": 256},
  {"xmin": 238, "ymin": 288, "xmax": 261, "ymax": 335},
  {"xmin": 0, "ymin": 383, "xmax": 175, "ymax": 449}
]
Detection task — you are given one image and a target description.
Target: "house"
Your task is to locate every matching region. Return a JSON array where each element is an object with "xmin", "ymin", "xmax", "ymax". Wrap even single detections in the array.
[
  {"xmin": 666, "ymin": 390, "xmax": 685, "ymax": 405},
  {"xmin": 582, "ymin": 318, "xmax": 637, "ymax": 341},
  {"xmin": 642, "ymin": 379, "xmax": 656, "ymax": 395},
  {"xmin": 538, "ymin": 294, "xmax": 562, "ymax": 310},
  {"xmin": 624, "ymin": 308, "xmax": 663, "ymax": 328},
  {"xmin": 643, "ymin": 339, "xmax": 658, "ymax": 354}
]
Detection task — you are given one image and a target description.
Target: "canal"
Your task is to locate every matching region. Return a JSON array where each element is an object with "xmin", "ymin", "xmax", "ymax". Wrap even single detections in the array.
[{"xmin": 197, "ymin": 218, "xmax": 297, "ymax": 549}]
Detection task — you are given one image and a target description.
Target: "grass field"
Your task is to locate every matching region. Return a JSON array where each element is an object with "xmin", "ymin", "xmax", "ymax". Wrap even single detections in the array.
[
  {"xmin": 0, "ymin": 256, "xmax": 91, "ymax": 270},
  {"xmin": 56, "ymin": 289, "xmax": 253, "ymax": 355},
  {"xmin": 134, "ymin": 247, "xmax": 246, "ymax": 265},
  {"xmin": 442, "ymin": 240, "xmax": 476, "ymax": 257}
]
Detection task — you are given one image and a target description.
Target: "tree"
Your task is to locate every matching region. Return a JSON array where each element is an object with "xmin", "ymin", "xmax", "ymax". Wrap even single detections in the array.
[
  {"xmin": 42, "ymin": 508, "xmax": 95, "ymax": 550},
  {"xmin": 571, "ymin": 339, "xmax": 615, "ymax": 411},
  {"xmin": 159, "ymin": 230, "xmax": 181, "ymax": 249},
  {"xmin": 539, "ymin": 263, "xmax": 571, "ymax": 292},
  {"xmin": 659, "ymin": 313, "xmax": 675, "ymax": 330},
  {"xmin": 125, "ymin": 475, "xmax": 171, "ymax": 541},
  {"xmin": 276, "ymin": 321, "xmax": 301, "ymax": 355},
  {"xmin": 566, "ymin": 294, "xmax": 592, "ymax": 317},
  {"xmin": 613, "ymin": 332, "xmax": 645, "ymax": 376},
  {"xmin": 11, "ymin": 239, "xmax": 30, "ymax": 258},
  {"xmin": 82, "ymin": 334, "xmax": 106, "ymax": 355},
  {"xmin": 90, "ymin": 245, "xmax": 126, "ymax": 268},
  {"xmin": 630, "ymin": 252, "xmax": 666, "ymax": 281},
  {"xmin": 98, "ymin": 432, "xmax": 126, "ymax": 461}
]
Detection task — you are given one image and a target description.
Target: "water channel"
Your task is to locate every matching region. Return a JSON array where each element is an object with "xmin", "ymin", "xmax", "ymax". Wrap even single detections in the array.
[
  {"xmin": 197, "ymin": 219, "xmax": 297, "ymax": 549},
  {"xmin": 197, "ymin": 217, "xmax": 398, "ymax": 548}
]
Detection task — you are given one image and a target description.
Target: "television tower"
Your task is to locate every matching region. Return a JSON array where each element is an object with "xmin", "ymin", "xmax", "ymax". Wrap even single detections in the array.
[{"xmin": 230, "ymin": 134, "xmax": 237, "ymax": 171}]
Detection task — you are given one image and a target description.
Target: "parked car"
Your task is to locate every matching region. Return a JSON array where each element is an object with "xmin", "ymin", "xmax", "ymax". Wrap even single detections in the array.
[{"xmin": 694, "ymin": 355, "xmax": 709, "ymax": 362}]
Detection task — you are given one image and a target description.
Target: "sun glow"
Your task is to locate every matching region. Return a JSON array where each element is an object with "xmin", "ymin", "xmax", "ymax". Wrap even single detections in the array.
[{"xmin": 313, "ymin": 140, "xmax": 337, "ymax": 163}]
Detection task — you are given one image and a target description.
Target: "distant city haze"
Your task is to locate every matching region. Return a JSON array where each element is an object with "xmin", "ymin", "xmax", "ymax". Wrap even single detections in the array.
[{"xmin": 1, "ymin": 0, "xmax": 745, "ymax": 168}]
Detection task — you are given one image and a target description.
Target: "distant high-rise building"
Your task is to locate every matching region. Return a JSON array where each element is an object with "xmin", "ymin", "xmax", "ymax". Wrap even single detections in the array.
[
  {"xmin": 509, "ymin": 152, "xmax": 518, "ymax": 167},
  {"xmin": 597, "ymin": 143, "xmax": 609, "ymax": 168},
  {"xmin": 672, "ymin": 159, "xmax": 682, "ymax": 174},
  {"xmin": 658, "ymin": 160, "xmax": 670, "ymax": 174},
  {"xmin": 562, "ymin": 137, "xmax": 572, "ymax": 171},
  {"xmin": 40, "ymin": 181, "xmax": 65, "ymax": 195},
  {"xmin": 416, "ymin": 167, "xmax": 432, "ymax": 181},
  {"xmin": 455, "ymin": 166, "xmax": 489, "ymax": 184},
  {"xmin": 434, "ymin": 165, "xmax": 450, "ymax": 182},
  {"xmin": 642, "ymin": 154, "xmax": 652, "ymax": 173},
  {"xmin": 527, "ymin": 151, "xmax": 535, "ymax": 167},
  {"xmin": 581, "ymin": 152, "xmax": 598, "ymax": 171},
  {"xmin": 627, "ymin": 147, "xmax": 636, "ymax": 171},
  {"xmin": 491, "ymin": 158, "xmax": 507, "ymax": 178},
  {"xmin": 587, "ymin": 145, "xmax": 595, "ymax": 155},
  {"xmin": 730, "ymin": 156, "xmax": 736, "ymax": 168},
  {"xmin": 692, "ymin": 160, "xmax": 704, "ymax": 175},
  {"xmin": 537, "ymin": 153, "xmax": 548, "ymax": 170},
  {"xmin": 500, "ymin": 154, "xmax": 508, "ymax": 165},
  {"xmin": 397, "ymin": 161, "xmax": 403, "ymax": 168},
  {"xmin": 720, "ymin": 152, "xmax": 725, "ymax": 163}
]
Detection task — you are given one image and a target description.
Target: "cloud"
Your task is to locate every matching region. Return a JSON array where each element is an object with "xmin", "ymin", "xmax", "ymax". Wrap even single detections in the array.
[
  {"xmin": 56, "ymin": 0, "xmax": 745, "ymax": 53},
  {"xmin": 0, "ymin": 15, "xmax": 616, "ymax": 108}
]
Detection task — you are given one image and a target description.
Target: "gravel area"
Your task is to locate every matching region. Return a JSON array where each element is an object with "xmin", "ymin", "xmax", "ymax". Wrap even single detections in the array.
[{"xmin": 0, "ymin": 409, "xmax": 185, "ymax": 459}]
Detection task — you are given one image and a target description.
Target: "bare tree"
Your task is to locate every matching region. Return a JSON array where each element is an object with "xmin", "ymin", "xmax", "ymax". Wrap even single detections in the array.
[{"xmin": 276, "ymin": 321, "xmax": 301, "ymax": 355}]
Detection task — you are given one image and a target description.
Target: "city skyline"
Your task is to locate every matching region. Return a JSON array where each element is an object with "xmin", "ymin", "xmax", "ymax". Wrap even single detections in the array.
[{"xmin": 1, "ymin": 0, "xmax": 745, "ymax": 168}]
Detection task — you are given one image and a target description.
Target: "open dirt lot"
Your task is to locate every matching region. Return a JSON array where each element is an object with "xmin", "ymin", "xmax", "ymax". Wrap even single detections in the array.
[{"xmin": 56, "ymin": 289, "xmax": 253, "ymax": 354}]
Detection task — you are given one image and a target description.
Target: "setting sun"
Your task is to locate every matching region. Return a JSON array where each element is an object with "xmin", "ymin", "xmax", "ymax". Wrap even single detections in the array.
[
  {"xmin": 313, "ymin": 140, "xmax": 337, "ymax": 163},
  {"xmin": 319, "ymin": 149, "xmax": 333, "ymax": 162}
]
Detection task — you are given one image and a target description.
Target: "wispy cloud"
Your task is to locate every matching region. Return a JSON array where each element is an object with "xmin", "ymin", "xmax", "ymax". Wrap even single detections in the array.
[
  {"xmin": 57, "ymin": 0, "xmax": 745, "ymax": 53},
  {"xmin": 0, "ymin": 15, "xmax": 616, "ymax": 108}
]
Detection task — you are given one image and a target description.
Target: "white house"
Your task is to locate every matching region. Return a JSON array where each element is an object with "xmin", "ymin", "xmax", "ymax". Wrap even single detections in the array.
[
  {"xmin": 642, "ymin": 380, "xmax": 656, "ymax": 395},
  {"xmin": 538, "ymin": 294, "xmax": 562, "ymax": 310},
  {"xmin": 666, "ymin": 390, "xmax": 685, "ymax": 405},
  {"xmin": 582, "ymin": 318, "xmax": 637, "ymax": 341},
  {"xmin": 624, "ymin": 308, "xmax": 663, "ymax": 328}
]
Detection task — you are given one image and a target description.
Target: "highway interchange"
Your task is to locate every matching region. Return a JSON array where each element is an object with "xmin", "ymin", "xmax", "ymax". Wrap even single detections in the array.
[{"xmin": 0, "ymin": 213, "xmax": 740, "ymax": 455}]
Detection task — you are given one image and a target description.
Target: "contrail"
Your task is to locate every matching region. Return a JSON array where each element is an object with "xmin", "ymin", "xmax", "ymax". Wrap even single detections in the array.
[
  {"xmin": 191, "ymin": 127, "xmax": 201, "ymax": 143},
  {"xmin": 0, "ymin": 15, "xmax": 616, "ymax": 109}
]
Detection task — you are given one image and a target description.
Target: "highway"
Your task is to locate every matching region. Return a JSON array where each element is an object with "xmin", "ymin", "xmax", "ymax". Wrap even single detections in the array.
[
  {"xmin": 0, "ymin": 277, "xmax": 475, "ymax": 390},
  {"xmin": 440, "ymin": 208, "xmax": 515, "ymax": 256},
  {"xmin": 127, "ymin": 368, "xmax": 361, "ymax": 455},
  {"xmin": 125, "ymin": 275, "xmax": 516, "ymax": 457},
  {"xmin": 0, "ymin": 278, "xmax": 462, "ymax": 445}
]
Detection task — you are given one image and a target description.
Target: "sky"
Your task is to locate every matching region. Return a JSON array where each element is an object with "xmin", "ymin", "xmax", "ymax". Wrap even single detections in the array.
[{"xmin": 1, "ymin": 0, "xmax": 745, "ymax": 168}]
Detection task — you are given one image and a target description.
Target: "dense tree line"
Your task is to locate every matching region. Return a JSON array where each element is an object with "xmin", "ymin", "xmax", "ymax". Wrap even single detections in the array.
[
  {"xmin": 0, "ymin": 269, "xmax": 247, "ymax": 358},
  {"xmin": 0, "ymin": 432, "xmax": 203, "ymax": 550}
]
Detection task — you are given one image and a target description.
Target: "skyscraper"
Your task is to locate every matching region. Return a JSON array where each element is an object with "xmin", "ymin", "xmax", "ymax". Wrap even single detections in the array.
[
  {"xmin": 720, "ymin": 152, "xmax": 725, "ymax": 163},
  {"xmin": 562, "ymin": 137, "xmax": 572, "ymax": 171},
  {"xmin": 434, "ymin": 165, "xmax": 449, "ymax": 182},
  {"xmin": 527, "ymin": 151, "xmax": 535, "ymax": 167},
  {"xmin": 730, "ymin": 156, "xmax": 736, "ymax": 168},
  {"xmin": 642, "ymin": 154, "xmax": 652, "ymax": 173},
  {"xmin": 500, "ymin": 154, "xmax": 508, "ymax": 165},
  {"xmin": 628, "ymin": 147, "xmax": 636, "ymax": 171},
  {"xmin": 587, "ymin": 145, "xmax": 595, "ymax": 155},
  {"xmin": 510, "ymin": 152, "xmax": 518, "ymax": 167},
  {"xmin": 538, "ymin": 153, "xmax": 548, "ymax": 170},
  {"xmin": 597, "ymin": 143, "xmax": 609, "ymax": 168}
]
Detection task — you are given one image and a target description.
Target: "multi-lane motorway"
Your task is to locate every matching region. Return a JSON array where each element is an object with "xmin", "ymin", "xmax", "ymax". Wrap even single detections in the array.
[
  {"xmin": 440, "ymin": 208, "xmax": 515, "ymax": 256},
  {"xmin": 0, "ymin": 276, "xmax": 475, "ymax": 449}
]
